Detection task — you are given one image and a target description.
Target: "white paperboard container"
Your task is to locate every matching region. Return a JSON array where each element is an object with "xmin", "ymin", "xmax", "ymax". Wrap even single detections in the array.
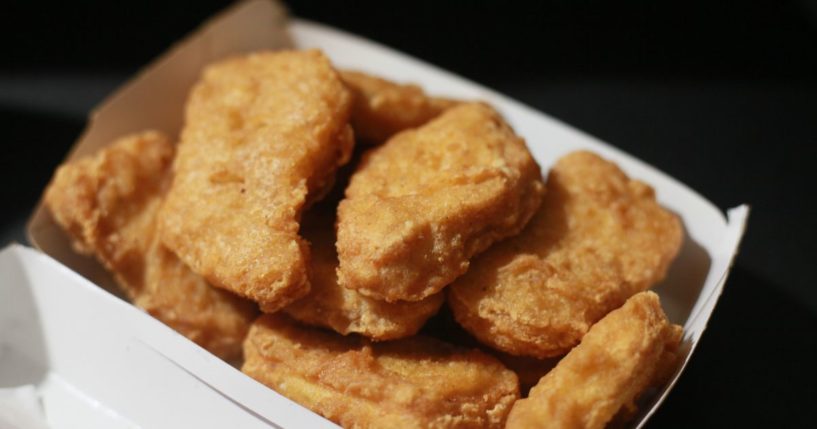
[{"xmin": 2, "ymin": 1, "xmax": 747, "ymax": 427}]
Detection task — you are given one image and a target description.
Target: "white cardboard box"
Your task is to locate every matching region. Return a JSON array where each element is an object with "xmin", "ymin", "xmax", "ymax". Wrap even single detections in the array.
[{"xmin": 2, "ymin": 1, "xmax": 747, "ymax": 427}]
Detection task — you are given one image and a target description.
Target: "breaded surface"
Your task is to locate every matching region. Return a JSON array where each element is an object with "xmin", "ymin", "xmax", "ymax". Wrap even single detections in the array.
[
  {"xmin": 139, "ymin": 240, "xmax": 258, "ymax": 361},
  {"xmin": 491, "ymin": 353, "xmax": 560, "ymax": 397},
  {"xmin": 242, "ymin": 314, "xmax": 519, "ymax": 428},
  {"xmin": 44, "ymin": 131, "xmax": 257, "ymax": 360},
  {"xmin": 418, "ymin": 307, "xmax": 559, "ymax": 397},
  {"xmin": 158, "ymin": 50, "xmax": 354, "ymax": 312},
  {"xmin": 448, "ymin": 151, "xmax": 682, "ymax": 358},
  {"xmin": 337, "ymin": 103, "xmax": 545, "ymax": 302},
  {"xmin": 342, "ymin": 70, "xmax": 457, "ymax": 144},
  {"xmin": 505, "ymin": 292, "xmax": 682, "ymax": 429},
  {"xmin": 284, "ymin": 210, "xmax": 444, "ymax": 340}
]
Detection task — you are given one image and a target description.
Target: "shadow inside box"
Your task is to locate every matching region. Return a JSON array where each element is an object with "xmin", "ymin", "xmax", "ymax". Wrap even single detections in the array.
[
  {"xmin": 652, "ymin": 220, "xmax": 712, "ymax": 326},
  {"xmin": 0, "ymin": 249, "xmax": 49, "ymax": 387}
]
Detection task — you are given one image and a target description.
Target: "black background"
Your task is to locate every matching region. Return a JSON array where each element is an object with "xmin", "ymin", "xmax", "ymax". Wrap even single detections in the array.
[{"xmin": 2, "ymin": 1, "xmax": 816, "ymax": 427}]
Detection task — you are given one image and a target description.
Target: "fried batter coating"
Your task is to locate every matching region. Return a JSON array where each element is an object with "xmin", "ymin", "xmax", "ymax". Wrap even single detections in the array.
[
  {"xmin": 284, "ymin": 210, "xmax": 444, "ymax": 340},
  {"xmin": 417, "ymin": 307, "xmax": 559, "ymax": 396},
  {"xmin": 158, "ymin": 50, "xmax": 354, "ymax": 312},
  {"xmin": 242, "ymin": 314, "xmax": 519, "ymax": 428},
  {"xmin": 337, "ymin": 103, "xmax": 545, "ymax": 302},
  {"xmin": 491, "ymin": 352, "xmax": 560, "ymax": 397},
  {"xmin": 341, "ymin": 70, "xmax": 458, "ymax": 144},
  {"xmin": 448, "ymin": 151, "xmax": 682, "ymax": 358},
  {"xmin": 505, "ymin": 292, "xmax": 683, "ymax": 429},
  {"xmin": 44, "ymin": 131, "xmax": 257, "ymax": 360}
]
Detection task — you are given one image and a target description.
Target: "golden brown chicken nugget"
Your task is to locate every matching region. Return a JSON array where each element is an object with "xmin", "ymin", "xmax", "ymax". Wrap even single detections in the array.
[
  {"xmin": 44, "ymin": 131, "xmax": 257, "ymax": 360},
  {"xmin": 342, "ymin": 70, "xmax": 458, "ymax": 144},
  {"xmin": 448, "ymin": 151, "xmax": 682, "ymax": 358},
  {"xmin": 337, "ymin": 103, "xmax": 545, "ymax": 302},
  {"xmin": 284, "ymin": 210, "xmax": 443, "ymax": 340},
  {"xmin": 505, "ymin": 292, "xmax": 683, "ymax": 429},
  {"xmin": 242, "ymin": 314, "xmax": 519, "ymax": 428},
  {"xmin": 158, "ymin": 50, "xmax": 354, "ymax": 312}
]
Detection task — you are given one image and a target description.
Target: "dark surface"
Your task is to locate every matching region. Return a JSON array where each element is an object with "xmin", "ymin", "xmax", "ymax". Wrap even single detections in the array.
[{"xmin": 1, "ymin": 1, "xmax": 815, "ymax": 427}]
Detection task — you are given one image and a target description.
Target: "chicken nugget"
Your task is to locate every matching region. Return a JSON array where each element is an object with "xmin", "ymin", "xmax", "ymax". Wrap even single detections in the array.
[
  {"xmin": 44, "ymin": 131, "xmax": 257, "ymax": 360},
  {"xmin": 242, "ymin": 314, "xmax": 519, "ymax": 428},
  {"xmin": 505, "ymin": 291, "xmax": 683, "ymax": 429},
  {"xmin": 284, "ymin": 209, "xmax": 444, "ymax": 340},
  {"xmin": 448, "ymin": 151, "xmax": 682, "ymax": 358},
  {"xmin": 342, "ymin": 70, "xmax": 457, "ymax": 144},
  {"xmin": 337, "ymin": 103, "xmax": 545, "ymax": 302},
  {"xmin": 158, "ymin": 50, "xmax": 354, "ymax": 312}
]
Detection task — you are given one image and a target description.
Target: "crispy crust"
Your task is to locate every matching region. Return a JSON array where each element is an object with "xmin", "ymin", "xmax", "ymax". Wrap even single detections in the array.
[
  {"xmin": 158, "ymin": 50, "xmax": 354, "ymax": 312},
  {"xmin": 284, "ymin": 209, "xmax": 443, "ymax": 340},
  {"xmin": 505, "ymin": 292, "xmax": 683, "ymax": 429},
  {"xmin": 448, "ymin": 151, "xmax": 683, "ymax": 358},
  {"xmin": 337, "ymin": 103, "xmax": 545, "ymax": 302},
  {"xmin": 490, "ymin": 352, "xmax": 561, "ymax": 397},
  {"xmin": 242, "ymin": 314, "xmax": 520, "ymax": 428},
  {"xmin": 342, "ymin": 70, "xmax": 457, "ymax": 144}
]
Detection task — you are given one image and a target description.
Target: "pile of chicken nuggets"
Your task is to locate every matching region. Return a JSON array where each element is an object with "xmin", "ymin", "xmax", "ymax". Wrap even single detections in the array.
[{"xmin": 44, "ymin": 49, "xmax": 685, "ymax": 429}]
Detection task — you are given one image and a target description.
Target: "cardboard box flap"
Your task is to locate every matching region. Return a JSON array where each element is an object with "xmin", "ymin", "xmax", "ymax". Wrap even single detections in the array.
[{"xmin": 0, "ymin": 244, "xmax": 337, "ymax": 428}]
